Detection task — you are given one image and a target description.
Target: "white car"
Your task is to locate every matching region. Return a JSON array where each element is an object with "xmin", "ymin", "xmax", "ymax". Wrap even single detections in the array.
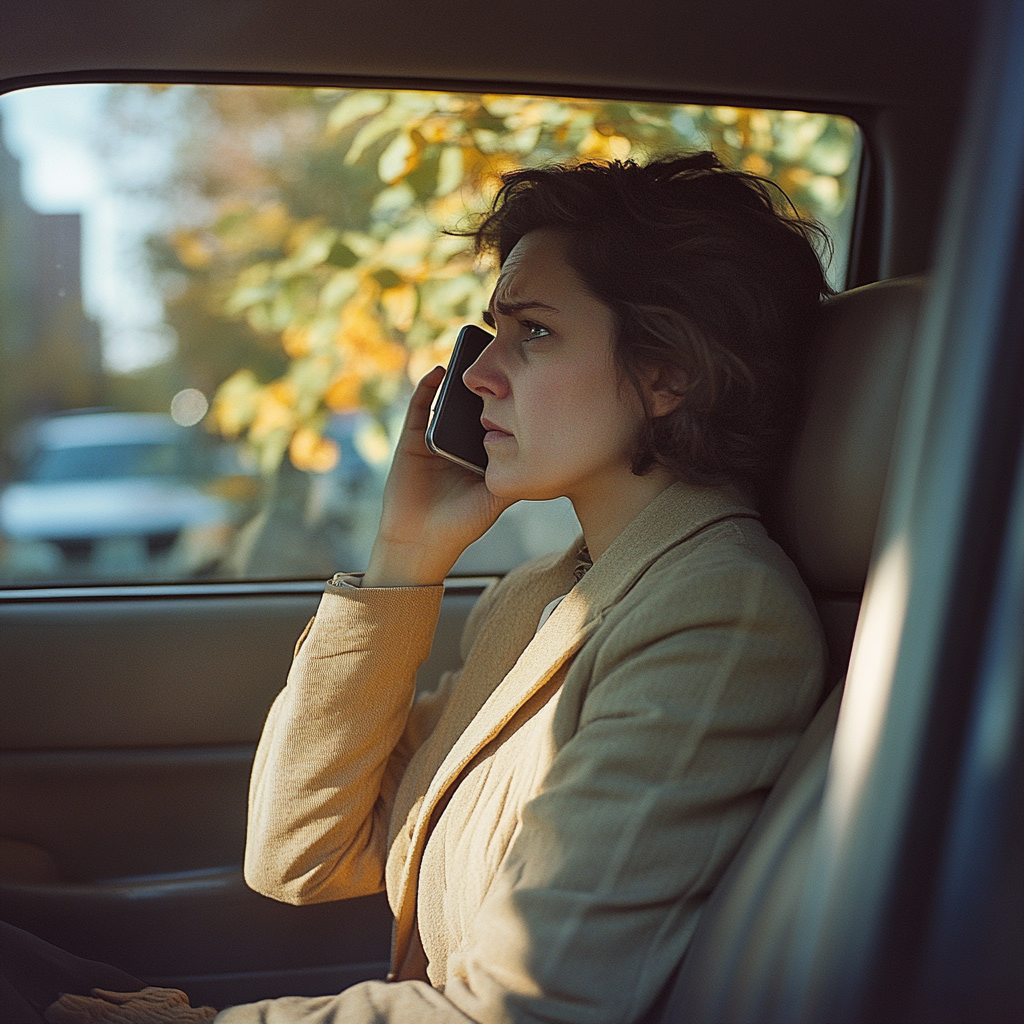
[{"xmin": 0, "ymin": 411, "xmax": 234, "ymax": 580}]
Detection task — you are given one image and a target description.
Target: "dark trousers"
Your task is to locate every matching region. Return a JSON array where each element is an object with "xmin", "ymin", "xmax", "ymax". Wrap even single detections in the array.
[{"xmin": 0, "ymin": 921, "xmax": 146, "ymax": 1024}]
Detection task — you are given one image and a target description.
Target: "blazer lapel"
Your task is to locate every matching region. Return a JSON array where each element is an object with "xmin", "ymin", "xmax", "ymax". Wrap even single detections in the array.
[{"xmin": 389, "ymin": 482, "xmax": 758, "ymax": 970}]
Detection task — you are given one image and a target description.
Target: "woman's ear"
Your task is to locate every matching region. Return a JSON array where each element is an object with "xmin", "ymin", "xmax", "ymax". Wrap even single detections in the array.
[{"xmin": 642, "ymin": 366, "xmax": 686, "ymax": 418}]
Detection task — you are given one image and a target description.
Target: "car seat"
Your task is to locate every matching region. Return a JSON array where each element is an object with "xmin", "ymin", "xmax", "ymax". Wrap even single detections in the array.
[{"xmin": 651, "ymin": 276, "xmax": 927, "ymax": 1023}]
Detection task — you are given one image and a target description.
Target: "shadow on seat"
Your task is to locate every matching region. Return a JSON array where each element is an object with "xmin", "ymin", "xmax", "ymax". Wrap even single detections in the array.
[{"xmin": 652, "ymin": 276, "xmax": 926, "ymax": 1023}]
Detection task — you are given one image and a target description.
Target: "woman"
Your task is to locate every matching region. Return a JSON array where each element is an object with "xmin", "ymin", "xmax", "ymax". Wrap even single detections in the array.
[{"xmin": 37, "ymin": 152, "xmax": 828, "ymax": 1024}]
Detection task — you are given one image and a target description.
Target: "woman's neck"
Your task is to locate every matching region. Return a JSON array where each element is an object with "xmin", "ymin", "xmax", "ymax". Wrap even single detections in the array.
[{"xmin": 570, "ymin": 465, "xmax": 678, "ymax": 563}]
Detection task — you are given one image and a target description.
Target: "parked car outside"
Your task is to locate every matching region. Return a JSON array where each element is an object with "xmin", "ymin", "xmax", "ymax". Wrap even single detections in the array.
[{"xmin": 0, "ymin": 410, "xmax": 238, "ymax": 581}]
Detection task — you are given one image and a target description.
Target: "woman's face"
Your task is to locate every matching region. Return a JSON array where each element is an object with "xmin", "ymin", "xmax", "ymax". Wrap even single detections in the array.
[{"xmin": 463, "ymin": 228, "xmax": 646, "ymax": 504}]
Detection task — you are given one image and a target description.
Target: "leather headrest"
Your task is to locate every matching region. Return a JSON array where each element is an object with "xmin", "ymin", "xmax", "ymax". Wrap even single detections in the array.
[{"xmin": 774, "ymin": 277, "xmax": 926, "ymax": 593}]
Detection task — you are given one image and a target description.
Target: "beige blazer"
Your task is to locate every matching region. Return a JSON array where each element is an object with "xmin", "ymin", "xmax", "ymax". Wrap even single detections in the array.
[{"xmin": 224, "ymin": 483, "xmax": 826, "ymax": 1024}]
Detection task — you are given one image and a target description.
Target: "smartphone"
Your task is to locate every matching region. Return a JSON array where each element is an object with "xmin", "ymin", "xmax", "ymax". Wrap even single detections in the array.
[{"xmin": 425, "ymin": 324, "xmax": 494, "ymax": 474}]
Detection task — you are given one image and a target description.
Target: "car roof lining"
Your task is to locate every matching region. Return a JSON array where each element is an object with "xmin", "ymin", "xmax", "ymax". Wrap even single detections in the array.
[{"xmin": 0, "ymin": 0, "xmax": 977, "ymax": 108}]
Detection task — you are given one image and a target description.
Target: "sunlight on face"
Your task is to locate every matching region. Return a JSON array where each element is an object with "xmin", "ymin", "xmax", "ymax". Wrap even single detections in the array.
[{"xmin": 463, "ymin": 229, "xmax": 645, "ymax": 506}]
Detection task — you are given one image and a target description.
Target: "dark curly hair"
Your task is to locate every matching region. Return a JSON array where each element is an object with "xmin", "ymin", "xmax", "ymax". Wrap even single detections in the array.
[{"xmin": 468, "ymin": 152, "xmax": 831, "ymax": 493}]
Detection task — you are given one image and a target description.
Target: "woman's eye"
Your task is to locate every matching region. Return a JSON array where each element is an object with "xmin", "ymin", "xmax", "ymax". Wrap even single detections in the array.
[{"xmin": 523, "ymin": 321, "xmax": 550, "ymax": 340}]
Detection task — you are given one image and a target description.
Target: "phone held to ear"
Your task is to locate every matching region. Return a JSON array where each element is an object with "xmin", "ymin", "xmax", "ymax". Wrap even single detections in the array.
[{"xmin": 425, "ymin": 324, "xmax": 493, "ymax": 474}]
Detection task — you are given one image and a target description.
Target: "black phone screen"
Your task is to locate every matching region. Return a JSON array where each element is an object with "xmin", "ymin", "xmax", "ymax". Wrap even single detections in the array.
[{"xmin": 424, "ymin": 324, "xmax": 493, "ymax": 474}]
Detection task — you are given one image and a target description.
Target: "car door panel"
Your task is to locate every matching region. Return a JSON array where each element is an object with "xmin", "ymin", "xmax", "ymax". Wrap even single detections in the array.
[
  {"xmin": 0, "ymin": 871, "xmax": 394, "ymax": 1005},
  {"xmin": 0, "ymin": 583, "xmax": 484, "ymax": 1001},
  {"xmin": 1, "ymin": 595, "xmax": 317, "ymax": 750}
]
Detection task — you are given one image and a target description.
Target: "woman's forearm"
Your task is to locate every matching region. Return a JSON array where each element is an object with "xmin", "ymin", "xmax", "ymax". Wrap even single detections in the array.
[{"xmin": 244, "ymin": 581, "xmax": 444, "ymax": 904}]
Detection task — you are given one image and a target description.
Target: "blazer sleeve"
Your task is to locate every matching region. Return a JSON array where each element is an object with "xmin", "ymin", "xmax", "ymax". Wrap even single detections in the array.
[
  {"xmin": 244, "ymin": 573, "xmax": 508, "ymax": 906},
  {"xmin": 244, "ymin": 581, "xmax": 444, "ymax": 903}
]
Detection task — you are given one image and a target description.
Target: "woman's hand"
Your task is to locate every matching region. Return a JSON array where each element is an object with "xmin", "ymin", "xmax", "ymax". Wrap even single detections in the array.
[
  {"xmin": 362, "ymin": 366, "xmax": 512, "ymax": 587},
  {"xmin": 44, "ymin": 987, "xmax": 217, "ymax": 1024}
]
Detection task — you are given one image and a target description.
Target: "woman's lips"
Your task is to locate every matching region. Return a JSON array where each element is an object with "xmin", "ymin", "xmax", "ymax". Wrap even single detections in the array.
[{"xmin": 481, "ymin": 417, "xmax": 512, "ymax": 443}]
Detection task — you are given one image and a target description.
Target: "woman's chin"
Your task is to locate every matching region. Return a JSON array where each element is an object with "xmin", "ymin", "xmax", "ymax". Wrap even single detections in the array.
[
  {"xmin": 484, "ymin": 466, "xmax": 561, "ymax": 504},
  {"xmin": 482, "ymin": 459, "xmax": 523, "ymax": 496},
  {"xmin": 483, "ymin": 466, "xmax": 519, "ymax": 500}
]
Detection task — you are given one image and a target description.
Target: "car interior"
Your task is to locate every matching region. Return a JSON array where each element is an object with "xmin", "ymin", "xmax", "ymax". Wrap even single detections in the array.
[{"xmin": 1, "ymin": 2, "xmax": 1022, "ymax": 1022}]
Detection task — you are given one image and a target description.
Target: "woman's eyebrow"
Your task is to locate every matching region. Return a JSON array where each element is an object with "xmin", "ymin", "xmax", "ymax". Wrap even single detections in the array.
[{"xmin": 493, "ymin": 298, "xmax": 559, "ymax": 316}]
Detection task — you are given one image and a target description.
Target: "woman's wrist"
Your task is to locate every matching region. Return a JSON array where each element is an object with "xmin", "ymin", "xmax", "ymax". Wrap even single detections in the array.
[{"xmin": 362, "ymin": 537, "xmax": 454, "ymax": 588}]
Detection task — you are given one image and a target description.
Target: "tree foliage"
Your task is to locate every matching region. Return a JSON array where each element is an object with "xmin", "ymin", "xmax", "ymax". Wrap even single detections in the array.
[{"xmin": 157, "ymin": 87, "xmax": 858, "ymax": 475}]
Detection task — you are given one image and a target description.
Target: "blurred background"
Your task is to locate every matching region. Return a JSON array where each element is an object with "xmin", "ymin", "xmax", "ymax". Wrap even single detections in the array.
[{"xmin": 0, "ymin": 84, "xmax": 860, "ymax": 584}]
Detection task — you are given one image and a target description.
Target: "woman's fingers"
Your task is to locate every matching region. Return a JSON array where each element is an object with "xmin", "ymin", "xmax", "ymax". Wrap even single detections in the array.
[
  {"xmin": 44, "ymin": 988, "xmax": 215, "ymax": 1023},
  {"xmin": 88, "ymin": 988, "xmax": 188, "ymax": 1006},
  {"xmin": 43, "ymin": 994, "xmax": 103, "ymax": 1023},
  {"xmin": 401, "ymin": 365, "xmax": 446, "ymax": 439},
  {"xmin": 87, "ymin": 989, "xmax": 147, "ymax": 1004}
]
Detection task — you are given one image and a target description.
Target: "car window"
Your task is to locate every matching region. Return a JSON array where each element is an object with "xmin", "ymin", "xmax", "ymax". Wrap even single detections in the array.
[{"xmin": 0, "ymin": 83, "xmax": 861, "ymax": 585}]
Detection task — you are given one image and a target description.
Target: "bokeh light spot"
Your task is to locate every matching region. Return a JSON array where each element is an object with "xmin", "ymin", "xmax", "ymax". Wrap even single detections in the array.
[{"xmin": 171, "ymin": 388, "xmax": 209, "ymax": 426}]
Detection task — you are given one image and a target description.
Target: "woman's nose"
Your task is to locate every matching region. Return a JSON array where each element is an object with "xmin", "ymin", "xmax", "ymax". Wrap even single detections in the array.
[{"xmin": 463, "ymin": 339, "xmax": 509, "ymax": 398}]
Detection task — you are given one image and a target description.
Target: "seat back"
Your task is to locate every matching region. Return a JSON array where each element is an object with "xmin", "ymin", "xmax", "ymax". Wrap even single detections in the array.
[
  {"xmin": 770, "ymin": 276, "xmax": 926, "ymax": 686},
  {"xmin": 654, "ymin": 277, "xmax": 926, "ymax": 1022}
]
